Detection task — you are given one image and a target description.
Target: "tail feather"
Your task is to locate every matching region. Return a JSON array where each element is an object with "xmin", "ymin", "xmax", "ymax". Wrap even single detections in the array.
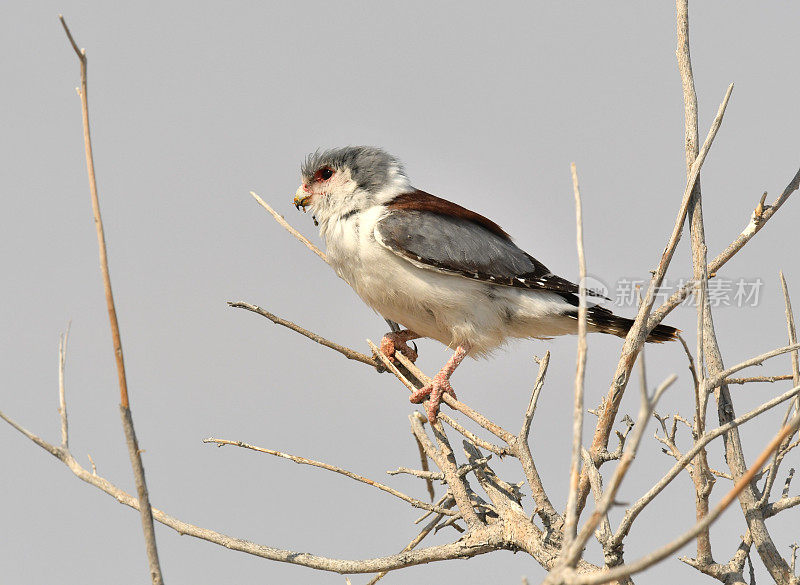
[{"xmin": 569, "ymin": 305, "xmax": 680, "ymax": 343}]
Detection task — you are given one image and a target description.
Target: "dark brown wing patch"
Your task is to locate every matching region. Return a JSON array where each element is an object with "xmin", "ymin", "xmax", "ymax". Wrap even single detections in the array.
[{"xmin": 387, "ymin": 190, "xmax": 510, "ymax": 240}]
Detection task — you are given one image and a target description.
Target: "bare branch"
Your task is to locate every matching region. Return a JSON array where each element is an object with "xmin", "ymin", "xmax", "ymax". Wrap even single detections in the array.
[
  {"xmin": 59, "ymin": 15, "xmax": 162, "ymax": 583},
  {"xmin": 250, "ymin": 191, "xmax": 328, "ymax": 264},
  {"xmin": 521, "ymin": 351, "xmax": 550, "ymax": 441},
  {"xmin": 563, "ymin": 163, "xmax": 589, "ymax": 551},
  {"xmin": 230, "ymin": 301, "xmax": 378, "ymax": 366},
  {"xmin": 758, "ymin": 273, "xmax": 800, "ymax": 508},
  {"xmin": 58, "ymin": 324, "xmax": 70, "ymax": 450},
  {"xmin": 649, "ymin": 165, "xmax": 800, "ymax": 327},
  {"xmin": 708, "ymin": 343, "xmax": 800, "ymax": 389},
  {"xmin": 202, "ymin": 437, "xmax": 457, "ymax": 516},
  {"xmin": 581, "ymin": 80, "xmax": 734, "ymax": 514},
  {"xmin": 365, "ymin": 500, "xmax": 454, "ymax": 585},
  {"xmin": 765, "ymin": 494, "xmax": 800, "ymax": 518},
  {"xmin": 440, "ymin": 394, "xmax": 516, "ymax": 445},
  {"xmin": 573, "ymin": 412, "xmax": 800, "ymax": 585},
  {"xmin": 368, "ymin": 339, "xmax": 420, "ymax": 397},
  {"xmin": 410, "ymin": 414, "xmax": 483, "ymax": 529},
  {"xmin": 414, "ymin": 430, "xmax": 435, "ymax": 501},
  {"xmin": 566, "ymin": 375, "xmax": 676, "ymax": 565},
  {"xmin": 388, "ymin": 467, "xmax": 444, "ymax": 481},
  {"xmin": 677, "ymin": 0, "xmax": 716, "ymax": 558},
  {"xmin": 580, "ymin": 448, "xmax": 612, "ymax": 550},
  {"xmin": 613, "ymin": 383, "xmax": 800, "ymax": 545},
  {"xmin": 3, "ymin": 400, "xmax": 502, "ymax": 574},
  {"xmin": 725, "ymin": 374, "xmax": 794, "ymax": 385},
  {"xmin": 438, "ymin": 414, "xmax": 510, "ymax": 457}
]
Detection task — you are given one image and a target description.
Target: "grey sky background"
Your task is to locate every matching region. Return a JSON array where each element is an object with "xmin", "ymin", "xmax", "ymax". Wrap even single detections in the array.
[{"xmin": 2, "ymin": 2, "xmax": 799, "ymax": 583}]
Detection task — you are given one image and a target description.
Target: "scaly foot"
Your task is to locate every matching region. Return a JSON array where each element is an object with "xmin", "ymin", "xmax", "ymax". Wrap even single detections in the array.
[
  {"xmin": 379, "ymin": 330, "xmax": 420, "ymax": 363},
  {"xmin": 409, "ymin": 374, "xmax": 457, "ymax": 423},
  {"xmin": 408, "ymin": 343, "xmax": 471, "ymax": 424}
]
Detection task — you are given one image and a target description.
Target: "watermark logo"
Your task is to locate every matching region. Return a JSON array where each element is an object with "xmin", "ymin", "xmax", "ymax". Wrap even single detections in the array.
[
  {"xmin": 608, "ymin": 277, "xmax": 763, "ymax": 308},
  {"xmin": 578, "ymin": 275, "xmax": 610, "ymax": 300}
]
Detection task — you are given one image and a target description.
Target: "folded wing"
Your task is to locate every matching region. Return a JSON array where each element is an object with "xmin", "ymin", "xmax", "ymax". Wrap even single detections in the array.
[{"xmin": 376, "ymin": 190, "xmax": 603, "ymax": 298}]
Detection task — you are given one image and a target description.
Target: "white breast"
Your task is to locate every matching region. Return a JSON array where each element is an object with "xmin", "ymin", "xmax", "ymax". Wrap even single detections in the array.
[{"xmin": 322, "ymin": 205, "xmax": 577, "ymax": 356}]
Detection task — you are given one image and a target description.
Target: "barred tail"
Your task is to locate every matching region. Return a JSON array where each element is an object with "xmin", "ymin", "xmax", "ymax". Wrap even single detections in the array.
[{"xmin": 570, "ymin": 305, "xmax": 680, "ymax": 343}]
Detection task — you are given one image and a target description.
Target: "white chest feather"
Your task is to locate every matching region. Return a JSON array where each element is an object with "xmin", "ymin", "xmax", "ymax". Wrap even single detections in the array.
[{"xmin": 321, "ymin": 206, "xmax": 576, "ymax": 355}]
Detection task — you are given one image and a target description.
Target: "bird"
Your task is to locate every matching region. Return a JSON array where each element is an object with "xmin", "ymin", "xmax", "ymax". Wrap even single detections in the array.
[{"xmin": 292, "ymin": 146, "xmax": 678, "ymax": 422}]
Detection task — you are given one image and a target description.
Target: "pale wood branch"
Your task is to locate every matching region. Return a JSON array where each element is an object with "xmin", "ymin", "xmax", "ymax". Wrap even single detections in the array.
[
  {"xmin": 580, "ymin": 79, "xmax": 733, "ymax": 515},
  {"xmin": 59, "ymin": 15, "xmax": 163, "ymax": 584},
  {"xmin": 0, "ymin": 400, "xmax": 504, "ymax": 574},
  {"xmin": 708, "ymin": 343, "xmax": 800, "ymax": 389},
  {"xmin": 202, "ymin": 437, "xmax": 458, "ymax": 516},
  {"xmin": 725, "ymin": 374, "xmax": 794, "ymax": 385},
  {"xmin": 571, "ymin": 413, "xmax": 800, "ymax": 585},
  {"xmin": 648, "ymin": 165, "xmax": 800, "ymax": 328},
  {"xmin": 58, "ymin": 324, "xmax": 70, "ymax": 450},
  {"xmin": 410, "ymin": 414, "xmax": 483, "ymax": 529},
  {"xmin": 565, "ymin": 375, "xmax": 676, "ymax": 566},
  {"xmin": 612, "ymin": 383, "xmax": 800, "ymax": 546},
  {"xmin": 758, "ymin": 273, "xmax": 800, "ymax": 508},
  {"xmin": 230, "ymin": 301, "xmax": 378, "ymax": 366},
  {"xmin": 563, "ymin": 163, "xmax": 589, "ymax": 552},
  {"xmin": 250, "ymin": 190, "xmax": 328, "ymax": 263},
  {"xmin": 677, "ymin": 0, "xmax": 716, "ymax": 561}
]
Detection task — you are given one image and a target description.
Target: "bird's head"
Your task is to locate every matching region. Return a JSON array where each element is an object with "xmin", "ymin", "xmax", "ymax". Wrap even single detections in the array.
[{"xmin": 293, "ymin": 146, "xmax": 410, "ymax": 230}]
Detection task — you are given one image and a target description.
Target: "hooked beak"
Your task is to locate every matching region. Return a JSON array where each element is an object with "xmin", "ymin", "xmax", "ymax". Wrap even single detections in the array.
[{"xmin": 293, "ymin": 185, "xmax": 312, "ymax": 211}]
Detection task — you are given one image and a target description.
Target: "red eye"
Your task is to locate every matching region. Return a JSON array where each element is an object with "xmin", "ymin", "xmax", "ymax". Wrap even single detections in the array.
[{"xmin": 314, "ymin": 167, "xmax": 334, "ymax": 182}]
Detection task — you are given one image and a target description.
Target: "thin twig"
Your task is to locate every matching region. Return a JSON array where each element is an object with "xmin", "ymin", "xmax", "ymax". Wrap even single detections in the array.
[
  {"xmin": 581, "ymin": 448, "xmax": 612, "ymax": 549},
  {"xmin": 758, "ymin": 272, "xmax": 800, "ymax": 507},
  {"xmin": 438, "ymin": 414, "xmax": 509, "ymax": 457},
  {"xmin": 563, "ymin": 163, "xmax": 588, "ymax": 552},
  {"xmin": 649, "ymin": 165, "xmax": 800, "ymax": 327},
  {"xmin": 676, "ymin": 335, "xmax": 700, "ymax": 394},
  {"xmin": 413, "ymin": 431, "xmax": 435, "ymax": 501},
  {"xmin": 613, "ymin": 383, "xmax": 800, "ymax": 545},
  {"xmin": 388, "ymin": 467, "xmax": 444, "ymax": 481},
  {"xmin": 566, "ymin": 375, "xmax": 676, "ymax": 565},
  {"xmin": 250, "ymin": 191, "xmax": 328, "ymax": 263},
  {"xmin": 708, "ymin": 343, "xmax": 800, "ymax": 389},
  {"xmin": 365, "ymin": 501, "xmax": 454, "ymax": 585},
  {"xmin": 725, "ymin": 375, "xmax": 794, "ymax": 385},
  {"xmin": 580, "ymin": 80, "xmax": 733, "ymax": 514},
  {"xmin": 203, "ymin": 438, "xmax": 456, "ymax": 516},
  {"xmin": 230, "ymin": 301, "xmax": 378, "ymax": 366},
  {"xmin": 58, "ymin": 324, "xmax": 71, "ymax": 450},
  {"xmin": 368, "ymin": 339, "xmax": 416, "ymax": 392},
  {"xmin": 59, "ymin": 16, "xmax": 163, "ymax": 584},
  {"xmin": 521, "ymin": 351, "xmax": 550, "ymax": 441},
  {"xmin": 572, "ymin": 413, "xmax": 800, "ymax": 585},
  {"xmin": 677, "ymin": 1, "xmax": 715, "ymax": 560},
  {"xmin": 512, "ymin": 352, "xmax": 561, "ymax": 530},
  {"xmin": 409, "ymin": 414, "xmax": 483, "ymax": 529}
]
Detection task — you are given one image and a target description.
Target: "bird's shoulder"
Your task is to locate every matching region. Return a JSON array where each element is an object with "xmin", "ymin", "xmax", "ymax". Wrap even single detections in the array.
[
  {"xmin": 383, "ymin": 189, "xmax": 510, "ymax": 240},
  {"xmin": 373, "ymin": 189, "xmax": 597, "ymax": 298}
]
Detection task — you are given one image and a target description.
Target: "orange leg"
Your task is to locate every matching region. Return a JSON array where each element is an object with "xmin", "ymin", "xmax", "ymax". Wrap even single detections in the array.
[{"xmin": 409, "ymin": 343, "xmax": 471, "ymax": 423}]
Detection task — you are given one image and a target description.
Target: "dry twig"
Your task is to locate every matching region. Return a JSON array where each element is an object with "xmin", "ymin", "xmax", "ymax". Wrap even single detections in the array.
[
  {"xmin": 59, "ymin": 16, "xmax": 163, "ymax": 584},
  {"xmin": 562, "ymin": 163, "xmax": 589, "ymax": 552},
  {"xmin": 203, "ymin": 437, "xmax": 458, "ymax": 516}
]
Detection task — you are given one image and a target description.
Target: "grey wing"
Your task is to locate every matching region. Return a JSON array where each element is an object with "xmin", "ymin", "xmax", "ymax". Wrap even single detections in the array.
[{"xmin": 375, "ymin": 209, "xmax": 601, "ymax": 297}]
